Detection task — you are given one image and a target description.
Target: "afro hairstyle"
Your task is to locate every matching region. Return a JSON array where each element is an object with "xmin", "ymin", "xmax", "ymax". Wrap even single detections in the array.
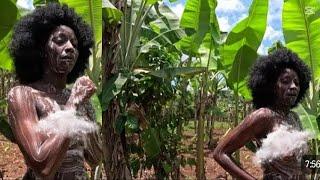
[
  {"xmin": 10, "ymin": 3, "xmax": 94, "ymax": 84},
  {"xmin": 248, "ymin": 48, "xmax": 311, "ymax": 109}
]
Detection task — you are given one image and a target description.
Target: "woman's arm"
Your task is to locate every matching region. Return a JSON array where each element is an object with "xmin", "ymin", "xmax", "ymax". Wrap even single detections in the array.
[
  {"xmin": 7, "ymin": 86, "xmax": 70, "ymax": 178},
  {"xmin": 213, "ymin": 108, "xmax": 273, "ymax": 180},
  {"xmin": 65, "ymin": 76, "xmax": 102, "ymax": 168}
]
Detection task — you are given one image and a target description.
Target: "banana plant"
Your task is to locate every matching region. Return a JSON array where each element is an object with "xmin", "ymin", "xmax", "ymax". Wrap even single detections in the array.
[
  {"xmin": 283, "ymin": 0, "xmax": 320, "ymax": 114},
  {"xmin": 222, "ymin": 0, "xmax": 268, "ymax": 101},
  {"xmin": 0, "ymin": 0, "xmax": 21, "ymax": 142},
  {"xmin": 283, "ymin": 0, "xmax": 320, "ymax": 161},
  {"xmin": 219, "ymin": 0, "xmax": 268, "ymax": 163},
  {"xmin": 0, "ymin": 0, "xmax": 19, "ymax": 71},
  {"xmin": 174, "ymin": 0, "xmax": 220, "ymax": 178}
]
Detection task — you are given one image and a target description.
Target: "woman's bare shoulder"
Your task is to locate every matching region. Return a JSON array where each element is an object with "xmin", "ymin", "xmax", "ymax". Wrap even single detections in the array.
[
  {"xmin": 7, "ymin": 85, "xmax": 42, "ymax": 106},
  {"xmin": 245, "ymin": 108, "xmax": 276, "ymax": 136},
  {"xmin": 8, "ymin": 85, "xmax": 34, "ymax": 98},
  {"xmin": 244, "ymin": 108, "xmax": 275, "ymax": 129},
  {"xmin": 250, "ymin": 108, "xmax": 274, "ymax": 119}
]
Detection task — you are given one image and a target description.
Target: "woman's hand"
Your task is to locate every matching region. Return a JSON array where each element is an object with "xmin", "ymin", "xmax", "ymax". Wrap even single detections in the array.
[{"xmin": 66, "ymin": 76, "xmax": 96, "ymax": 109}]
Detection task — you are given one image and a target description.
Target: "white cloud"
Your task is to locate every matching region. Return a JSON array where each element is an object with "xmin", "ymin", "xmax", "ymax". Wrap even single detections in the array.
[
  {"xmin": 267, "ymin": 0, "xmax": 283, "ymax": 24},
  {"xmin": 264, "ymin": 26, "xmax": 282, "ymax": 41},
  {"xmin": 269, "ymin": 0, "xmax": 283, "ymax": 13},
  {"xmin": 217, "ymin": 16, "xmax": 232, "ymax": 32},
  {"xmin": 16, "ymin": 0, "xmax": 35, "ymax": 15},
  {"xmin": 170, "ymin": 3, "xmax": 184, "ymax": 19},
  {"xmin": 258, "ymin": 25, "xmax": 284, "ymax": 55},
  {"xmin": 257, "ymin": 43, "xmax": 268, "ymax": 55},
  {"xmin": 216, "ymin": 0, "xmax": 246, "ymax": 13},
  {"xmin": 217, "ymin": 13, "xmax": 247, "ymax": 32}
]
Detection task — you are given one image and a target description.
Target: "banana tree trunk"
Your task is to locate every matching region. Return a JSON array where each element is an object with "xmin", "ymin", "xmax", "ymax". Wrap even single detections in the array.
[
  {"xmin": 196, "ymin": 77, "xmax": 206, "ymax": 180},
  {"xmin": 102, "ymin": 1, "xmax": 131, "ymax": 179}
]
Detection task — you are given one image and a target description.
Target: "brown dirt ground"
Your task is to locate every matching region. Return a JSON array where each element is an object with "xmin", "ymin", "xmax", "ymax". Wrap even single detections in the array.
[
  {"xmin": 178, "ymin": 129, "xmax": 263, "ymax": 180},
  {"xmin": 0, "ymin": 129, "xmax": 263, "ymax": 180},
  {"xmin": 0, "ymin": 135, "xmax": 26, "ymax": 179}
]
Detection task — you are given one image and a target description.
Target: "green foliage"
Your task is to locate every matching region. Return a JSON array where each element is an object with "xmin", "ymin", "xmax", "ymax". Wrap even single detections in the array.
[
  {"xmin": 59, "ymin": 0, "xmax": 102, "ymax": 46},
  {"xmin": 91, "ymin": 94, "xmax": 102, "ymax": 125},
  {"xmin": 222, "ymin": 0, "xmax": 268, "ymax": 100},
  {"xmin": 294, "ymin": 104, "xmax": 320, "ymax": 139},
  {"xmin": 0, "ymin": 32, "xmax": 14, "ymax": 71},
  {"xmin": 0, "ymin": 115, "xmax": 15, "ymax": 143},
  {"xmin": 148, "ymin": 67, "xmax": 206, "ymax": 79},
  {"xmin": 102, "ymin": 0, "xmax": 123, "ymax": 25},
  {"xmin": 175, "ymin": 0, "xmax": 218, "ymax": 56},
  {"xmin": 141, "ymin": 128, "xmax": 161, "ymax": 158},
  {"xmin": 283, "ymin": 0, "xmax": 320, "ymax": 115},
  {"xmin": 283, "ymin": 0, "xmax": 320, "ymax": 81},
  {"xmin": 0, "ymin": 99, "xmax": 14, "ymax": 142},
  {"xmin": 0, "ymin": 0, "xmax": 18, "ymax": 40},
  {"xmin": 100, "ymin": 73, "xmax": 128, "ymax": 111},
  {"xmin": 282, "ymin": 0, "xmax": 320, "ymax": 158},
  {"xmin": 0, "ymin": 0, "xmax": 19, "ymax": 71}
]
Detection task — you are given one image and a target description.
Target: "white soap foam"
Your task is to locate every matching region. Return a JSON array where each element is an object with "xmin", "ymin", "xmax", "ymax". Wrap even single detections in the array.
[
  {"xmin": 37, "ymin": 109, "xmax": 98, "ymax": 138},
  {"xmin": 254, "ymin": 124, "xmax": 313, "ymax": 165}
]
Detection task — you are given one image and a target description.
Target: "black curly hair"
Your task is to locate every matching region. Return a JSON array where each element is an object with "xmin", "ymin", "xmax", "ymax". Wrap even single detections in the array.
[
  {"xmin": 248, "ymin": 48, "xmax": 311, "ymax": 109},
  {"xmin": 10, "ymin": 3, "xmax": 94, "ymax": 84}
]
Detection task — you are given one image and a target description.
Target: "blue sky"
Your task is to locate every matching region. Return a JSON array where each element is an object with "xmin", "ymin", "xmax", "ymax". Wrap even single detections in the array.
[{"xmin": 164, "ymin": 0, "xmax": 284, "ymax": 55}]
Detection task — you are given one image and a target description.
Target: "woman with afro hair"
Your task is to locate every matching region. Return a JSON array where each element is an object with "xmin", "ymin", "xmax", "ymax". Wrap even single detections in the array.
[
  {"xmin": 7, "ymin": 3, "xmax": 102, "ymax": 179},
  {"xmin": 213, "ymin": 48, "xmax": 312, "ymax": 179}
]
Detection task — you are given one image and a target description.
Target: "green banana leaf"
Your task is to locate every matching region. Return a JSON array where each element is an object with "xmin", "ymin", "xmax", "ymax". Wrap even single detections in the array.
[
  {"xmin": 59, "ymin": 0, "xmax": 102, "ymax": 46},
  {"xmin": 100, "ymin": 73, "xmax": 128, "ymax": 111},
  {"xmin": 293, "ymin": 104, "xmax": 320, "ymax": 139},
  {"xmin": 102, "ymin": 0, "xmax": 123, "ymax": 25},
  {"xmin": 0, "ymin": 0, "xmax": 19, "ymax": 71},
  {"xmin": 175, "ymin": 0, "xmax": 217, "ymax": 55},
  {"xmin": 139, "ymin": 3, "xmax": 185, "ymax": 54},
  {"xmin": 283, "ymin": 0, "xmax": 320, "ymax": 82},
  {"xmin": 0, "ymin": 0, "xmax": 18, "ymax": 40},
  {"xmin": 222, "ymin": 0, "xmax": 268, "ymax": 100},
  {"xmin": 0, "ymin": 32, "xmax": 14, "ymax": 71}
]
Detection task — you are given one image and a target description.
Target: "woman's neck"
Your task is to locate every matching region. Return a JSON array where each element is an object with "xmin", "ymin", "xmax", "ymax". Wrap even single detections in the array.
[
  {"xmin": 270, "ymin": 103, "xmax": 291, "ymax": 116},
  {"xmin": 41, "ymin": 69, "xmax": 67, "ymax": 91}
]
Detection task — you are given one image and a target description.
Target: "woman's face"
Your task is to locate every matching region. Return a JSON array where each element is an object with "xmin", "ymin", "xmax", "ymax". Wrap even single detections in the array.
[
  {"xmin": 45, "ymin": 25, "xmax": 79, "ymax": 74},
  {"xmin": 275, "ymin": 68, "xmax": 300, "ymax": 106}
]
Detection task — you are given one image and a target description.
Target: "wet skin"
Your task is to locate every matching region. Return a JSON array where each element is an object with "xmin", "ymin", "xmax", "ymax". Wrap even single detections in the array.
[
  {"xmin": 7, "ymin": 25, "xmax": 100, "ymax": 179},
  {"xmin": 213, "ymin": 68, "xmax": 300, "ymax": 180},
  {"xmin": 46, "ymin": 25, "xmax": 79, "ymax": 75}
]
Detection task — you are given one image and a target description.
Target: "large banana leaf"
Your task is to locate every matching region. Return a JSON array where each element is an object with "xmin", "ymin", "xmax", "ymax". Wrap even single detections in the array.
[
  {"xmin": 102, "ymin": 0, "xmax": 123, "ymax": 25},
  {"xmin": 148, "ymin": 3, "xmax": 185, "ymax": 44},
  {"xmin": 294, "ymin": 104, "xmax": 320, "ymax": 139},
  {"xmin": 100, "ymin": 73, "xmax": 128, "ymax": 111},
  {"xmin": 223, "ymin": 0, "xmax": 268, "ymax": 100},
  {"xmin": 0, "ymin": 0, "xmax": 18, "ymax": 71},
  {"xmin": 0, "ymin": 32, "xmax": 14, "ymax": 71},
  {"xmin": 139, "ymin": 3, "xmax": 185, "ymax": 55},
  {"xmin": 59, "ymin": 0, "xmax": 102, "ymax": 45},
  {"xmin": 0, "ymin": 0, "xmax": 18, "ymax": 40},
  {"xmin": 175, "ymin": 0, "xmax": 217, "ymax": 55},
  {"xmin": 283, "ymin": 0, "xmax": 320, "ymax": 81}
]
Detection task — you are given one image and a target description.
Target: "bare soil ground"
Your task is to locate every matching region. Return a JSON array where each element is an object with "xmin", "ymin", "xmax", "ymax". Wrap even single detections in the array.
[
  {"xmin": 178, "ymin": 129, "xmax": 263, "ymax": 180},
  {"xmin": 0, "ymin": 135, "xmax": 25, "ymax": 179},
  {"xmin": 0, "ymin": 129, "xmax": 262, "ymax": 179}
]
